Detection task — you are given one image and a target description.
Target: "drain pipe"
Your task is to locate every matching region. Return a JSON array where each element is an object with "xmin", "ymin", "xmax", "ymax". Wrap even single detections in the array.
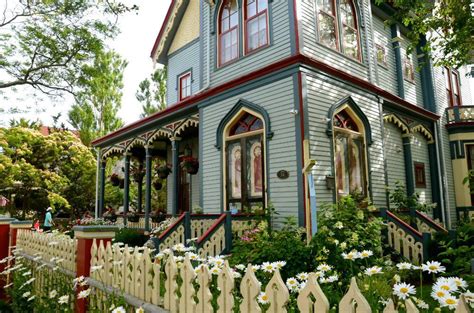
[
  {"xmin": 434, "ymin": 121, "xmax": 450, "ymax": 228},
  {"xmin": 198, "ymin": 0, "xmax": 212, "ymax": 93}
]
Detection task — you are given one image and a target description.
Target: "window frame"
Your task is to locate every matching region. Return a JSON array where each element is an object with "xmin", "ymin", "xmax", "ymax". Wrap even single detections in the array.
[
  {"xmin": 315, "ymin": 0, "xmax": 361, "ymax": 61},
  {"xmin": 403, "ymin": 55, "xmax": 415, "ymax": 83},
  {"xmin": 244, "ymin": 0, "xmax": 270, "ymax": 55},
  {"xmin": 218, "ymin": 0, "xmax": 240, "ymax": 67},
  {"xmin": 444, "ymin": 67, "xmax": 463, "ymax": 106},
  {"xmin": 178, "ymin": 72, "xmax": 192, "ymax": 101},
  {"xmin": 414, "ymin": 162, "xmax": 426, "ymax": 188},
  {"xmin": 375, "ymin": 43, "xmax": 387, "ymax": 68}
]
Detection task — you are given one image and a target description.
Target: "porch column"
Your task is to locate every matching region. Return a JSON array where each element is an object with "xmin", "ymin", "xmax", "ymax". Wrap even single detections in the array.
[
  {"xmin": 402, "ymin": 134, "xmax": 416, "ymax": 218},
  {"xmin": 171, "ymin": 137, "xmax": 181, "ymax": 216},
  {"xmin": 136, "ymin": 159, "xmax": 144, "ymax": 214},
  {"xmin": 144, "ymin": 146, "xmax": 152, "ymax": 232},
  {"xmin": 123, "ymin": 153, "xmax": 131, "ymax": 226},
  {"xmin": 99, "ymin": 160, "xmax": 106, "ymax": 217},
  {"xmin": 428, "ymin": 142, "xmax": 442, "ymax": 220},
  {"xmin": 391, "ymin": 24, "xmax": 405, "ymax": 99}
]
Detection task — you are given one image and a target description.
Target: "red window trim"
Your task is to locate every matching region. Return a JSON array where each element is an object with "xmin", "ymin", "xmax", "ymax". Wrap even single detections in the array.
[
  {"xmin": 339, "ymin": 0, "xmax": 361, "ymax": 61},
  {"xmin": 317, "ymin": 0, "xmax": 340, "ymax": 51},
  {"xmin": 179, "ymin": 72, "xmax": 191, "ymax": 101},
  {"xmin": 218, "ymin": 0, "xmax": 239, "ymax": 67},
  {"xmin": 414, "ymin": 162, "xmax": 426, "ymax": 188},
  {"xmin": 444, "ymin": 67, "xmax": 462, "ymax": 107},
  {"xmin": 452, "ymin": 70, "xmax": 462, "ymax": 106},
  {"xmin": 244, "ymin": 0, "xmax": 269, "ymax": 55}
]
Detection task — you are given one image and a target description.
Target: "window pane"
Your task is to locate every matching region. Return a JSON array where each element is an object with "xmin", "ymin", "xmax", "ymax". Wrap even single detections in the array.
[
  {"xmin": 317, "ymin": 0, "xmax": 333, "ymax": 15},
  {"xmin": 247, "ymin": 138, "xmax": 263, "ymax": 198},
  {"xmin": 318, "ymin": 13, "xmax": 337, "ymax": 49},
  {"xmin": 340, "ymin": 0, "xmax": 355, "ymax": 27},
  {"xmin": 248, "ymin": 18, "xmax": 258, "ymax": 50},
  {"xmin": 222, "ymin": 16, "xmax": 229, "ymax": 32},
  {"xmin": 342, "ymin": 26, "xmax": 358, "ymax": 58},
  {"xmin": 257, "ymin": 0, "xmax": 267, "ymax": 12},
  {"xmin": 247, "ymin": 0, "xmax": 256, "ymax": 17},
  {"xmin": 258, "ymin": 14, "xmax": 267, "ymax": 45},
  {"xmin": 335, "ymin": 135, "xmax": 349, "ymax": 195},
  {"xmin": 403, "ymin": 57, "xmax": 414, "ymax": 81},
  {"xmin": 376, "ymin": 44, "xmax": 386, "ymax": 66},
  {"xmin": 230, "ymin": 11, "xmax": 238, "ymax": 28},
  {"xmin": 349, "ymin": 137, "xmax": 364, "ymax": 193},
  {"xmin": 228, "ymin": 142, "xmax": 242, "ymax": 199},
  {"xmin": 452, "ymin": 72, "xmax": 460, "ymax": 94}
]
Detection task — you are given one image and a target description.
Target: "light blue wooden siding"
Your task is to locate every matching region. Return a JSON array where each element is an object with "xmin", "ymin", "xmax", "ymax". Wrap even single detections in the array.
[
  {"xmin": 201, "ymin": 0, "xmax": 292, "ymax": 88},
  {"xmin": 201, "ymin": 76, "xmax": 299, "ymax": 223},
  {"xmin": 384, "ymin": 121, "xmax": 406, "ymax": 194},
  {"xmin": 306, "ymin": 73, "xmax": 386, "ymax": 207},
  {"xmin": 300, "ymin": 0, "xmax": 371, "ymax": 81},
  {"xmin": 411, "ymin": 133, "xmax": 432, "ymax": 204},
  {"xmin": 372, "ymin": 16, "xmax": 398, "ymax": 95},
  {"xmin": 432, "ymin": 66, "xmax": 456, "ymax": 223},
  {"xmin": 399, "ymin": 37, "xmax": 423, "ymax": 107},
  {"xmin": 167, "ymin": 39, "xmax": 201, "ymax": 106}
]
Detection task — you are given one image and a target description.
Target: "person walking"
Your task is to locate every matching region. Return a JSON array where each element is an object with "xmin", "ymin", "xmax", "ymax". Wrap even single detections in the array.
[{"xmin": 43, "ymin": 207, "xmax": 55, "ymax": 232}]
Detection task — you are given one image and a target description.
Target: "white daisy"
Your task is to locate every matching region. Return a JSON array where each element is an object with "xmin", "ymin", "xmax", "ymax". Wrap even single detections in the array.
[
  {"xmin": 396, "ymin": 262, "xmax": 412, "ymax": 270},
  {"xmin": 393, "ymin": 282, "xmax": 416, "ymax": 300},
  {"xmin": 296, "ymin": 272, "xmax": 309, "ymax": 281},
  {"xmin": 261, "ymin": 262, "xmax": 275, "ymax": 273},
  {"xmin": 286, "ymin": 277, "xmax": 299, "ymax": 291},
  {"xmin": 317, "ymin": 263, "xmax": 332, "ymax": 272},
  {"xmin": 112, "ymin": 307, "xmax": 126, "ymax": 313},
  {"xmin": 327, "ymin": 275, "xmax": 339, "ymax": 282},
  {"xmin": 251, "ymin": 265, "xmax": 260, "ymax": 272},
  {"xmin": 439, "ymin": 295, "xmax": 458, "ymax": 310},
  {"xmin": 364, "ymin": 266, "xmax": 383, "ymax": 276},
  {"xmin": 422, "ymin": 261, "xmax": 446, "ymax": 274},
  {"xmin": 235, "ymin": 264, "xmax": 246, "ymax": 271},
  {"xmin": 49, "ymin": 290, "xmax": 57, "ymax": 298},
  {"xmin": 58, "ymin": 295, "xmax": 69, "ymax": 304},
  {"xmin": 273, "ymin": 261, "xmax": 286, "ymax": 270},
  {"xmin": 359, "ymin": 250, "xmax": 373, "ymax": 258},
  {"xmin": 210, "ymin": 267, "xmax": 221, "ymax": 275},
  {"xmin": 448, "ymin": 277, "xmax": 468, "ymax": 289},
  {"xmin": 342, "ymin": 251, "xmax": 359, "ymax": 260},
  {"xmin": 434, "ymin": 278, "xmax": 458, "ymax": 293},
  {"xmin": 431, "ymin": 288, "xmax": 450, "ymax": 301},
  {"xmin": 257, "ymin": 292, "xmax": 269, "ymax": 304},
  {"xmin": 77, "ymin": 289, "xmax": 90, "ymax": 299}
]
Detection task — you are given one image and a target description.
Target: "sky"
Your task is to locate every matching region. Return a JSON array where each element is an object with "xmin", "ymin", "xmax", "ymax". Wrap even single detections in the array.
[{"xmin": 0, "ymin": 0, "xmax": 171, "ymax": 127}]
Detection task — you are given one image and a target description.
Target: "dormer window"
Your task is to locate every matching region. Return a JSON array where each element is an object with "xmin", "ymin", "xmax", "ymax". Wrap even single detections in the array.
[
  {"xmin": 179, "ymin": 72, "xmax": 191, "ymax": 101},
  {"xmin": 219, "ymin": 0, "xmax": 239, "ymax": 66},
  {"xmin": 316, "ymin": 0, "xmax": 360, "ymax": 60},
  {"xmin": 245, "ymin": 0, "xmax": 269, "ymax": 53}
]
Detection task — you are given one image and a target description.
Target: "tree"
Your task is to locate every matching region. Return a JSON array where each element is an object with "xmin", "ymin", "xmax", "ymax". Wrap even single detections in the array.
[
  {"xmin": 68, "ymin": 50, "xmax": 126, "ymax": 146},
  {"xmin": 0, "ymin": 127, "xmax": 96, "ymax": 218},
  {"xmin": 376, "ymin": 0, "xmax": 474, "ymax": 69},
  {"xmin": 0, "ymin": 0, "xmax": 136, "ymax": 97},
  {"xmin": 135, "ymin": 67, "xmax": 167, "ymax": 118}
]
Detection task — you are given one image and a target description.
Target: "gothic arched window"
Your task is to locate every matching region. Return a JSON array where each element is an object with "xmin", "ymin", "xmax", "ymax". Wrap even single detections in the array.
[
  {"xmin": 219, "ymin": 0, "xmax": 239, "ymax": 66},
  {"xmin": 333, "ymin": 108, "xmax": 367, "ymax": 197},
  {"xmin": 244, "ymin": 0, "xmax": 269, "ymax": 53},
  {"xmin": 316, "ymin": 0, "xmax": 361, "ymax": 60},
  {"xmin": 225, "ymin": 111, "xmax": 265, "ymax": 212}
]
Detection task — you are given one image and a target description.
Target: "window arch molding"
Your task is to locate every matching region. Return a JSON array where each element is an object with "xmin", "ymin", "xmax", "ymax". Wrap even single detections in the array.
[
  {"xmin": 216, "ymin": 99, "xmax": 273, "ymax": 150},
  {"xmin": 326, "ymin": 96, "xmax": 372, "ymax": 145},
  {"xmin": 314, "ymin": 0, "xmax": 363, "ymax": 61}
]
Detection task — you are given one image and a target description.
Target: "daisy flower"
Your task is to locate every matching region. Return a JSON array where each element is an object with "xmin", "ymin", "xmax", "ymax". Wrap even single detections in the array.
[
  {"xmin": 49, "ymin": 290, "xmax": 57, "ymax": 298},
  {"xmin": 439, "ymin": 295, "xmax": 458, "ymax": 310},
  {"xmin": 396, "ymin": 262, "xmax": 412, "ymax": 270},
  {"xmin": 22, "ymin": 291, "xmax": 31, "ymax": 298},
  {"xmin": 257, "ymin": 292, "xmax": 269, "ymax": 305},
  {"xmin": 261, "ymin": 262, "xmax": 275, "ymax": 273},
  {"xmin": 112, "ymin": 307, "xmax": 126, "ymax": 313},
  {"xmin": 317, "ymin": 263, "xmax": 332, "ymax": 272},
  {"xmin": 393, "ymin": 282, "xmax": 416, "ymax": 300},
  {"xmin": 448, "ymin": 277, "xmax": 468, "ymax": 289},
  {"xmin": 251, "ymin": 265, "xmax": 260, "ymax": 272},
  {"xmin": 359, "ymin": 250, "xmax": 373, "ymax": 258},
  {"xmin": 231, "ymin": 270, "xmax": 241, "ymax": 279},
  {"xmin": 235, "ymin": 264, "xmax": 246, "ymax": 271},
  {"xmin": 342, "ymin": 251, "xmax": 359, "ymax": 260},
  {"xmin": 286, "ymin": 277, "xmax": 299, "ymax": 291},
  {"xmin": 58, "ymin": 295, "xmax": 69, "ymax": 304},
  {"xmin": 327, "ymin": 275, "xmax": 338, "ymax": 282},
  {"xmin": 434, "ymin": 278, "xmax": 458, "ymax": 293},
  {"xmin": 431, "ymin": 288, "xmax": 450, "ymax": 301},
  {"xmin": 422, "ymin": 261, "xmax": 445, "ymax": 274},
  {"xmin": 135, "ymin": 307, "xmax": 145, "ymax": 313},
  {"xmin": 273, "ymin": 261, "xmax": 286, "ymax": 270},
  {"xmin": 77, "ymin": 289, "xmax": 91, "ymax": 299},
  {"xmin": 296, "ymin": 272, "xmax": 309, "ymax": 281},
  {"xmin": 364, "ymin": 266, "xmax": 383, "ymax": 276},
  {"xmin": 334, "ymin": 221, "xmax": 344, "ymax": 229},
  {"xmin": 210, "ymin": 267, "xmax": 222, "ymax": 275}
]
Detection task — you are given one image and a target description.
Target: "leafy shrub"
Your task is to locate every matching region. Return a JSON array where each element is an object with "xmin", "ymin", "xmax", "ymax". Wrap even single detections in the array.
[
  {"xmin": 113, "ymin": 228, "xmax": 149, "ymax": 247},
  {"xmin": 0, "ymin": 300, "xmax": 13, "ymax": 313},
  {"xmin": 310, "ymin": 195, "xmax": 385, "ymax": 280},
  {"xmin": 228, "ymin": 218, "xmax": 312, "ymax": 279}
]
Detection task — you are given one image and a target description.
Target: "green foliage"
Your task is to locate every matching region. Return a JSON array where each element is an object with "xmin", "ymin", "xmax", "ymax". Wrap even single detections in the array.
[
  {"xmin": 0, "ymin": 127, "xmax": 96, "ymax": 217},
  {"xmin": 375, "ymin": 0, "xmax": 473, "ymax": 68},
  {"xmin": 68, "ymin": 50, "xmax": 126, "ymax": 146},
  {"xmin": 310, "ymin": 195, "xmax": 385, "ymax": 280},
  {"xmin": 113, "ymin": 228, "xmax": 149, "ymax": 247},
  {"xmin": 0, "ymin": 300, "xmax": 12, "ymax": 313},
  {"xmin": 0, "ymin": 0, "xmax": 136, "ymax": 97},
  {"xmin": 228, "ymin": 220, "xmax": 312, "ymax": 279},
  {"xmin": 136, "ymin": 67, "xmax": 167, "ymax": 118},
  {"xmin": 435, "ymin": 221, "xmax": 474, "ymax": 286},
  {"xmin": 388, "ymin": 181, "xmax": 436, "ymax": 214}
]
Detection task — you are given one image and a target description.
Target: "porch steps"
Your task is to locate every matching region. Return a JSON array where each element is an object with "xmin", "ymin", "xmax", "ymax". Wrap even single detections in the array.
[{"xmin": 152, "ymin": 212, "xmax": 258, "ymax": 257}]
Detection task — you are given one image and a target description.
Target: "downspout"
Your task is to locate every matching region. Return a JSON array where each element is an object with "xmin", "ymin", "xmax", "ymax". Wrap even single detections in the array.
[
  {"xmin": 364, "ymin": 0, "xmax": 374, "ymax": 83},
  {"xmin": 377, "ymin": 96, "xmax": 390, "ymax": 208},
  {"xmin": 95, "ymin": 148, "xmax": 100, "ymax": 219},
  {"xmin": 198, "ymin": 0, "xmax": 212, "ymax": 93},
  {"xmin": 435, "ymin": 121, "xmax": 451, "ymax": 228}
]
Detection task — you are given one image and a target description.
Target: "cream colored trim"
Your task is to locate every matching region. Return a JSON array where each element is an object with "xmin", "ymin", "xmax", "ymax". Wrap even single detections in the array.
[
  {"xmin": 411, "ymin": 125, "xmax": 434, "ymax": 143},
  {"xmin": 383, "ymin": 114, "xmax": 410, "ymax": 134},
  {"xmin": 226, "ymin": 129, "xmax": 264, "ymax": 141},
  {"xmin": 102, "ymin": 146, "xmax": 125, "ymax": 160},
  {"xmin": 74, "ymin": 230, "xmax": 116, "ymax": 239},
  {"xmin": 10, "ymin": 223, "xmax": 33, "ymax": 229},
  {"xmin": 174, "ymin": 118, "xmax": 199, "ymax": 137},
  {"xmin": 168, "ymin": 0, "xmax": 200, "ymax": 55},
  {"xmin": 222, "ymin": 108, "xmax": 268, "ymax": 210},
  {"xmin": 0, "ymin": 220, "xmax": 14, "ymax": 225},
  {"xmin": 125, "ymin": 137, "xmax": 147, "ymax": 152},
  {"xmin": 148, "ymin": 129, "xmax": 173, "ymax": 144}
]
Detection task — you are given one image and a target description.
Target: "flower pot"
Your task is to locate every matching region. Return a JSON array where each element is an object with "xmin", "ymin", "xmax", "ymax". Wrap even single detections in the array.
[
  {"xmin": 151, "ymin": 213, "xmax": 166, "ymax": 223},
  {"xmin": 153, "ymin": 181, "xmax": 163, "ymax": 190},
  {"xmin": 127, "ymin": 215, "xmax": 139, "ymax": 223},
  {"xmin": 186, "ymin": 166, "xmax": 199, "ymax": 175},
  {"xmin": 119, "ymin": 179, "xmax": 125, "ymax": 189},
  {"xmin": 110, "ymin": 175, "xmax": 120, "ymax": 186},
  {"xmin": 104, "ymin": 215, "xmax": 117, "ymax": 223}
]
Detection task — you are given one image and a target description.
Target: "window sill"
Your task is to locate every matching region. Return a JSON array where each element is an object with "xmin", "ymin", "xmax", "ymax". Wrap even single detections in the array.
[
  {"xmin": 404, "ymin": 78, "xmax": 415, "ymax": 85},
  {"xmin": 315, "ymin": 42, "xmax": 367, "ymax": 69},
  {"xmin": 244, "ymin": 43, "xmax": 270, "ymax": 57}
]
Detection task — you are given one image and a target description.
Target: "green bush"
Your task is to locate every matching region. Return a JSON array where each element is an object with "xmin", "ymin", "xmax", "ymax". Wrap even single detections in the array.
[
  {"xmin": 228, "ymin": 218, "xmax": 312, "ymax": 279},
  {"xmin": 0, "ymin": 300, "xmax": 13, "ymax": 313},
  {"xmin": 113, "ymin": 228, "xmax": 149, "ymax": 247}
]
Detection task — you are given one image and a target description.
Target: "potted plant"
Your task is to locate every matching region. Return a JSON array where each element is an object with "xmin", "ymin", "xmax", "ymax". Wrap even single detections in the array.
[
  {"xmin": 151, "ymin": 209, "xmax": 167, "ymax": 223},
  {"xmin": 180, "ymin": 156, "xmax": 199, "ymax": 174},
  {"xmin": 110, "ymin": 173, "xmax": 121, "ymax": 186},
  {"xmin": 153, "ymin": 180, "xmax": 163, "ymax": 190},
  {"xmin": 127, "ymin": 210, "xmax": 140, "ymax": 223},
  {"xmin": 131, "ymin": 165, "xmax": 145, "ymax": 183},
  {"xmin": 156, "ymin": 164, "xmax": 172, "ymax": 179}
]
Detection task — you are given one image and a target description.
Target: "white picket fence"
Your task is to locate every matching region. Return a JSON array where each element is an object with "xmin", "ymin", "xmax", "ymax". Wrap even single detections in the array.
[{"xmin": 16, "ymin": 229, "xmax": 77, "ymax": 273}]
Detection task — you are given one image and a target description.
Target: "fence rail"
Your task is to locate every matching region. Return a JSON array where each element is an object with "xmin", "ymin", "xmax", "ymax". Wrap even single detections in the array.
[{"xmin": 415, "ymin": 210, "xmax": 448, "ymax": 234}]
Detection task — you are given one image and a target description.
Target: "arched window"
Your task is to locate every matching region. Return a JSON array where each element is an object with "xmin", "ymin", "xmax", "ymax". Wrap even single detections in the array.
[
  {"xmin": 316, "ymin": 0, "xmax": 360, "ymax": 60},
  {"xmin": 333, "ymin": 108, "xmax": 367, "ymax": 197},
  {"xmin": 219, "ymin": 0, "xmax": 239, "ymax": 66},
  {"xmin": 244, "ymin": 0, "xmax": 269, "ymax": 53},
  {"xmin": 225, "ymin": 111, "xmax": 265, "ymax": 212}
]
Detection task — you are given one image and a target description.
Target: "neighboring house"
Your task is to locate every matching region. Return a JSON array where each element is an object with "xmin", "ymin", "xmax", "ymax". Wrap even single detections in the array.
[{"xmin": 92, "ymin": 0, "xmax": 473, "ymax": 232}]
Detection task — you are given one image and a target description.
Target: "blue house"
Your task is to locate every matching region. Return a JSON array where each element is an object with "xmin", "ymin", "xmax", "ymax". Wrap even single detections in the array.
[{"xmin": 92, "ymin": 0, "xmax": 473, "ymax": 236}]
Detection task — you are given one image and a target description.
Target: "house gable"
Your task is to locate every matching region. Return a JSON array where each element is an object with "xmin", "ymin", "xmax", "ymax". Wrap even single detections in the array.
[{"xmin": 168, "ymin": 0, "xmax": 200, "ymax": 55}]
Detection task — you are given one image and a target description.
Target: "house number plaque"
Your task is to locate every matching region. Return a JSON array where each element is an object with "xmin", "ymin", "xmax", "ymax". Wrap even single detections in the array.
[{"xmin": 277, "ymin": 170, "xmax": 289, "ymax": 179}]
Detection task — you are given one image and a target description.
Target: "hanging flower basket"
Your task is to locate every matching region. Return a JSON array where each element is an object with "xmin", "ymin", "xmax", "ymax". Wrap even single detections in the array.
[
  {"xmin": 153, "ymin": 180, "xmax": 163, "ymax": 190},
  {"xmin": 131, "ymin": 163, "xmax": 146, "ymax": 183},
  {"xmin": 156, "ymin": 165, "xmax": 172, "ymax": 179},
  {"xmin": 180, "ymin": 156, "xmax": 199, "ymax": 175},
  {"xmin": 119, "ymin": 179, "xmax": 125, "ymax": 189},
  {"xmin": 110, "ymin": 173, "xmax": 121, "ymax": 186},
  {"xmin": 127, "ymin": 212, "xmax": 140, "ymax": 222},
  {"xmin": 151, "ymin": 210, "xmax": 167, "ymax": 223}
]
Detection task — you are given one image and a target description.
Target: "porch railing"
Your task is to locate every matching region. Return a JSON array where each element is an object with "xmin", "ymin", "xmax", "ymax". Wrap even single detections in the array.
[
  {"xmin": 446, "ymin": 105, "xmax": 474, "ymax": 124},
  {"xmin": 415, "ymin": 210, "xmax": 448, "ymax": 234}
]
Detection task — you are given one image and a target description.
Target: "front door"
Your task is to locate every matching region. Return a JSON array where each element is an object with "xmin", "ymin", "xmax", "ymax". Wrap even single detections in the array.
[{"xmin": 178, "ymin": 164, "xmax": 190, "ymax": 213}]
